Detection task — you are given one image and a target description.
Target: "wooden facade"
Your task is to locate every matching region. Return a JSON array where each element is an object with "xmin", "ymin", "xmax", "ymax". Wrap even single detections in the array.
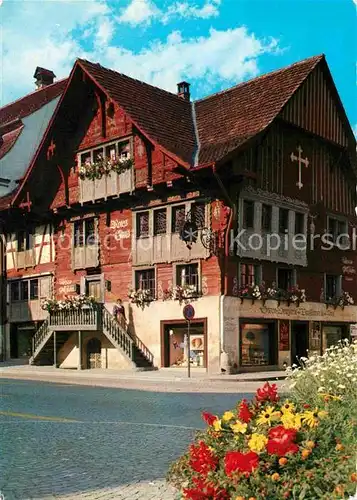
[{"xmin": 2, "ymin": 55, "xmax": 356, "ymax": 371}]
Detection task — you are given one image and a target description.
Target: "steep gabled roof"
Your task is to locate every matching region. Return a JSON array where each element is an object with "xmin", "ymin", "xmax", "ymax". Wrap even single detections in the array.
[
  {"xmin": 0, "ymin": 79, "xmax": 68, "ymax": 127},
  {"xmin": 194, "ymin": 55, "xmax": 324, "ymax": 165},
  {"xmin": 77, "ymin": 59, "xmax": 196, "ymax": 165}
]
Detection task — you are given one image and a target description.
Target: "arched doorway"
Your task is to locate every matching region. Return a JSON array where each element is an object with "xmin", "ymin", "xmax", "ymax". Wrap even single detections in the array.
[{"xmin": 87, "ymin": 338, "xmax": 102, "ymax": 369}]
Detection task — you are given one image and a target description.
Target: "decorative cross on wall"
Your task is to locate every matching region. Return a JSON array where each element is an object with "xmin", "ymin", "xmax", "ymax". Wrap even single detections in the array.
[
  {"xmin": 290, "ymin": 145, "xmax": 309, "ymax": 189},
  {"xmin": 47, "ymin": 139, "xmax": 56, "ymax": 160}
]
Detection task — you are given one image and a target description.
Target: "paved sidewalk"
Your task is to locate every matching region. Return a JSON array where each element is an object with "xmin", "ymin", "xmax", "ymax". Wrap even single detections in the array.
[{"xmin": 0, "ymin": 362, "xmax": 288, "ymax": 393}]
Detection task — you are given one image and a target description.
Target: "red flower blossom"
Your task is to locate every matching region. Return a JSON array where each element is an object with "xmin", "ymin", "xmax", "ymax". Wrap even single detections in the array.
[
  {"xmin": 266, "ymin": 426, "xmax": 299, "ymax": 457},
  {"xmin": 238, "ymin": 399, "xmax": 253, "ymax": 423},
  {"xmin": 189, "ymin": 441, "xmax": 218, "ymax": 475},
  {"xmin": 255, "ymin": 382, "xmax": 279, "ymax": 403},
  {"xmin": 224, "ymin": 451, "xmax": 259, "ymax": 476},
  {"xmin": 183, "ymin": 478, "xmax": 229, "ymax": 500},
  {"xmin": 201, "ymin": 411, "xmax": 218, "ymax": 426}
]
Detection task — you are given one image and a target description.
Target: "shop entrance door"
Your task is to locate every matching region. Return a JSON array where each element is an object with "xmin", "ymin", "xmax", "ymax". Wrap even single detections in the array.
[{"xmin": 291, "ymin": 321, "xmax": 309, "ymax": 364}]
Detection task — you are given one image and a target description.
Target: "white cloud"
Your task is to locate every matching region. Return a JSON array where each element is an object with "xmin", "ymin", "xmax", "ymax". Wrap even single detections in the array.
[
  {"xmin": 95, "ymin": 17, "xmax": 115, "ymax": 47},
  {"xmin": 353, "ymin": 124, "xmax": 357, "ymax": 138},
  {"xmin": 162, "ymin": 0, "xmax": 221, "ymax": 23},
  {"xmin": 102, "ymin": 28, "xmax": 279, "ymax": 94},
  {"xmin": 117, "ymin": 0, "xmax": 222, "ymax": 26},
  {"xmin": 1, "ymin": 0, "xmax": 279, "ymax": 106},
  {"xmin": 118, "ymin": 0, "xmax": 160, "ymax": 26}
]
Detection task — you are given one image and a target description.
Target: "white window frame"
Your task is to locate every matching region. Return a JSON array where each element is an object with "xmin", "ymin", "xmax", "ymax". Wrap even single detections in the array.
[
  {"xmin": 174, "ymin": 260, "xmax": 201, "ymax": 293},
  {"xmin": 77, "ymin": 136, "xmax": 133, "ymax": 172},
  {"xmin": 132, "ymin": 266, "xmax": 157, "ymax": 298}
]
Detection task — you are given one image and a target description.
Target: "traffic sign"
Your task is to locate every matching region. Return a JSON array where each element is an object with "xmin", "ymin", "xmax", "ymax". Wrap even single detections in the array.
[{"xmin": 183, "ymin": 304, "xmax": 195, "ymax": 321}]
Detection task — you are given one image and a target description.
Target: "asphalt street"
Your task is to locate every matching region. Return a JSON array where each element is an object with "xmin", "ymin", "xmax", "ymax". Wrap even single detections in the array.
[{"xmin": 0, "ymin": 379, "xmax": 252, "ymax": 500}]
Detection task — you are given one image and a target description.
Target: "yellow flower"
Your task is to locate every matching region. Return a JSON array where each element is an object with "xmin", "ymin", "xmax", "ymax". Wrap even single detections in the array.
[
  {"xmin": 213, "ymin": 419, "xmax": 222, "ymax": 431},
  {"xmin": 230, "ymin": 420, "xmax": 248, "ymax": 434},
  {"xmin": 222, "ymin": 411, "xmax": 235, "ymax": 421},
  {"xmin": 248, "ymin": 433, "xmax": 268, "ymax": 452},
  {"xmin": 281, "ymin": 400, "xmax": 295, "ymax": 413},
  {"xmin": 257, "ymin": 406, "xmax": 280, "ymax": 426},
  {"xmin": 281, "ymin": 411, "xmax": 302, "ymax": 430},
  {"xmin": 302, "ymin": 408, "xmax": 327, "ymax": 428}
]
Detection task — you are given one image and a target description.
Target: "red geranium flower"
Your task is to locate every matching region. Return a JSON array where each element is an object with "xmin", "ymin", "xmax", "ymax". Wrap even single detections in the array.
[
  {"xmin": 189, "ymin": 441, "xmax": 218, "ymax": 475},
  {"xmin": 266, "ymin": 425, "xmax": 299, "ymax": 457},
  {"xmin": 238, "ymin": 399, "xmax": 253, "ymax": 423},
  {"xmin": 201, "ymin": 411, "xmax": 218, "ymax": 426},
  {"xmin": 255, "ymin": 382, "xmax": 279, "ymax": 403},
  {"xmin": 183, "ymin": 478, "xmax": 229, "ymax": 500},
  {"xmin": 225, "ymin": 451, "xmax": 259, "ymax": 476}
]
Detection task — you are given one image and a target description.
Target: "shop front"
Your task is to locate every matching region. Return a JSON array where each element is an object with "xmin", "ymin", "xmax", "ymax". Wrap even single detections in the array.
[
  {"xmin": 160, "ymin": 319, "xmax": 208, "ymax": 369},
  {"xmin": 223, "ymin": 297, "xmax": 357, "ymax": 372}
]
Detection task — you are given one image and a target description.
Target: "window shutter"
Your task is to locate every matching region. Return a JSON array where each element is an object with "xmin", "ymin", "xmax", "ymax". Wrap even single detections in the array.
[{"xmin": 39, "ymin": 276, "xmax": 51, "ymax": 299}]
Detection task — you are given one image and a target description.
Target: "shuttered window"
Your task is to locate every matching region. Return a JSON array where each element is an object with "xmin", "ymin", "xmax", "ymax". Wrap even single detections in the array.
[
  {"xmin": 154, "ymin": 209, "xmax": 167, "ymax": 235},
  {"xmin": 172, "ymin": 205, "xmax": 186, "ymax": 233},
  {"xmin": 137, "ymin": 212, "xmax": 149, "ymax": 238}
]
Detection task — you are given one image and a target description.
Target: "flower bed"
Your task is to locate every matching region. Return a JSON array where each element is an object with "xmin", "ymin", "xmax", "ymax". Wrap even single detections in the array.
[
  {"xmin": 41, "ymin": 294, "xmax": 97, "ymax": 313},
  {"xmin": 168, "ymin": 380, "xmax": 357, "ymax": 499}
]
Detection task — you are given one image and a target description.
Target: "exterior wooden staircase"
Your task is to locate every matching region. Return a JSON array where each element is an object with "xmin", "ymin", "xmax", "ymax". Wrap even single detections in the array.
[{"xmin": 29, "ymin": 305, "xmax": 155, "ymax": 369}]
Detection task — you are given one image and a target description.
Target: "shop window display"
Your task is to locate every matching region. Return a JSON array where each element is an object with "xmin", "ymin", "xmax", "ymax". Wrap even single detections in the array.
[{"xmin": 241, "ymin": 323, "xmax": 271, "ymax": 366}]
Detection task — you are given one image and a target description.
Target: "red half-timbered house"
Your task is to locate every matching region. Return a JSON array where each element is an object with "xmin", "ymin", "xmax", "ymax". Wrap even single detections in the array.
[{"xmin": 1, "ymin": 54, "xmax": 356, "ymax": 372}]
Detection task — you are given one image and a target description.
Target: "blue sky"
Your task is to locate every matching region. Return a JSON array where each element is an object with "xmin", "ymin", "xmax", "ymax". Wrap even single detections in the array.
[{"xmin": 1, "ymin": 0, "xmax": 356, "ymax": 132}]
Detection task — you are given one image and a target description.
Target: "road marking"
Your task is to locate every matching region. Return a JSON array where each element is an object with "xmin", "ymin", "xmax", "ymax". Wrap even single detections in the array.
[
  {"xmin": 0, "ymin": 411, "xmax": 79, "ymax": 422},
  {"xmin": 0, "ymin": 417, "xmax": 200, "ymax": 430}
]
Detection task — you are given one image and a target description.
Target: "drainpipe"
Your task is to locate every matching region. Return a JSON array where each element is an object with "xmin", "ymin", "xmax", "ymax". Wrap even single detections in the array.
[{"xmin": 0, "ymin": 222, "xmax": 6, "ymax": 361}]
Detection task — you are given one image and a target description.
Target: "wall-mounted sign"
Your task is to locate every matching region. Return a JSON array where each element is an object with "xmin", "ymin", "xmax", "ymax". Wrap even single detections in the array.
[{"xmin": 279, "ymin": 320, "xmax": 290, "ymax": 351}]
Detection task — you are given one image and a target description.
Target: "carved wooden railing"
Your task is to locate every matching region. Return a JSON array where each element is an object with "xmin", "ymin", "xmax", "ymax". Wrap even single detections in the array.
[
  {"xmin": 30, "ymin": 304, "xmax": 154, "ymax": 367},
  {"xmin": 48, "ymin": 307, "xmax": 100, "ymax": 331},
  {"xmin": 131, "ymin": 332, "xmax": 154, "ymax": 365},
  {"xmin": 30, "ymin": 319, "xmax": 51, "ymax": 363},
  {"xmin": 101, "ymin": 305, "xmax": 134, "ymax": 360}
]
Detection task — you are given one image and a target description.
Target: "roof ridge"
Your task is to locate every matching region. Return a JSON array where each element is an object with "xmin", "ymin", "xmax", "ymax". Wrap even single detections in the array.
[
  {"xmin": 77, "ymin": 58, "xmax": 185, "ymax": 101},
  {"xmin": 194, "ymin": 54, "xmax": 324, "ymax": 104},
  {"xmin": 0, "ymin": 77, "xmax": 68, "ymax": 114}
]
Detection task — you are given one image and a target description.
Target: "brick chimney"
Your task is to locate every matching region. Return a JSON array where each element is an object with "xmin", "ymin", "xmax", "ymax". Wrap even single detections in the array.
[
  {"xmin": 177, "ymin": 81, "xmax": 190, "ymax": 101},
  {"xmin": 34, "ymin": 67, "xmax": 56, "ymax": 89}
]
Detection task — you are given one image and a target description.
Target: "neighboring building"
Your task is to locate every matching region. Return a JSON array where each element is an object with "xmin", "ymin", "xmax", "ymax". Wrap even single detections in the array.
[
  {"xmin": 1, "ymin": 54, "xmax": 356, "ymax": 372},
  {"xmin": 0, "ymin": 68, "xmax": 67, "ymax": 360}
]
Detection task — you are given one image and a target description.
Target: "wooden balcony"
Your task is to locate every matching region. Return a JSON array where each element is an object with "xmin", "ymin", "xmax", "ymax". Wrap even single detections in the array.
[
  {"xmin": 48, "ymin": 307, "xmax": 101, "ymax": 331},
  {"xmin": 132, "ymin": 231, "xmax": 209, "ymax": 265},
  {"xmin": 72, "ymin": 245, "xmax": 99, "ymax": 270},
  {"xmin": 79, "ymin": 169, "xmax": 133, "ymax": 203}
]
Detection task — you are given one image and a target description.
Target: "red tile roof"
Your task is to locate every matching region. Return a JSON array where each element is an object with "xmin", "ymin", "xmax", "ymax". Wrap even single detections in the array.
[
  {"xmin": 78, "ymin": 56, "xmax": 323, "ymax": 167},
  {"xmin": 78, "ymin": 59, "xmax": 196, "ymax": 165},
  {"xmin": 195, "ymin": 55, "xmax": 323, "ymax": 165},
  {"xmin": 0, "ymin": 78, "xmax": 67, "ymax": 127}
]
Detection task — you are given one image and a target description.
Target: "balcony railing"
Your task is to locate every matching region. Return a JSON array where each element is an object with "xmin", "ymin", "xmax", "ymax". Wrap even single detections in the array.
[
  {"xmin": 48, "ymin": 307, "xmax": 101, "ymax": 331},
  {"xmin": 79, "ymin": 169, "xmax": 133, "ymax": 203}
]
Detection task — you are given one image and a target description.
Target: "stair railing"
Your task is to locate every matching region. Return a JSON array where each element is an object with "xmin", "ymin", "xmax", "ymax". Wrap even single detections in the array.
[
  {"xmin": 101, "ymin": 305, "xmax": 134, "ymax": 360},
  {"xmin": 130, "ymin": 332, "xmax": 154, "ymax": 365}
]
